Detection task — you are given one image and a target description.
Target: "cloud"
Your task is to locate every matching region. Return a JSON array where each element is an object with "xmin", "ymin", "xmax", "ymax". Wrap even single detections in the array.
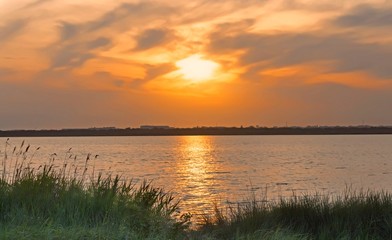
[
  {"xmin": 209, "ymin": 30, "xmax": 392, "ymax": 80},
  {"xmin": 133, "ymin": 28, "xmax": 171, "ymax": 51},
  {"xmin": 58, "ymin": 22, "xmax": 79, "ymax": 41},
  {"xmin": 49, "ymin": 37, "xmax": 111, "ymax": 70},
  {"xmin": 334, "ymin": 5, "xmax": 392, "ymax": 28},
  {"xmin": 22, "ymin": 0, "xmax": 55, "ymax": 9},
  {"xmin": 0, "ymin": 19, "xmax": 28, "ymax": 42},
  {"xmin": 130, "ymin": 63, "xmax": 176, "ymax": 87},
  {"xmin": 86, "ymin": 2, "xmax": 174, "ymax": 33},
  {"xmin": 44, "ymin": 2, "xmax": 177, "ymax": 73},
  {"xmin": 90, "ymin": 71, "xmax": 126, "ymax": 88}
]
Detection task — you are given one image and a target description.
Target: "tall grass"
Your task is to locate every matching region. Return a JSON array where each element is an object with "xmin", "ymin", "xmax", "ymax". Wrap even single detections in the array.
[
  {"xmin": 198, "ymin": 189, "xmax": 392, "ymax": 239},
  {"xmin": 0, "ymin": 140, "xmax": 190, "ymax": 239}
]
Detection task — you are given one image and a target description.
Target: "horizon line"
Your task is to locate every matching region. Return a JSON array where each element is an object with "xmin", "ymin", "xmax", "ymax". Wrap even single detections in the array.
[{"xmin": 2, "ymin": 124, "xmax": 392, "ymax": 132}]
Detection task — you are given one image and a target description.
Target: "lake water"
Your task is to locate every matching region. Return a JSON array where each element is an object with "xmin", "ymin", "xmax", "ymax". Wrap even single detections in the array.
[{"xmin": 1, "ymin": 135, "xmax": 392, "ymax": 219}]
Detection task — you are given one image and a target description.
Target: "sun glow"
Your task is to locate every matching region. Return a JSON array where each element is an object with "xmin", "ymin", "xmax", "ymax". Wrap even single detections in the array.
[{"xmin": 175, "ymin": 55, "xmax": 219, "ymax": 82}]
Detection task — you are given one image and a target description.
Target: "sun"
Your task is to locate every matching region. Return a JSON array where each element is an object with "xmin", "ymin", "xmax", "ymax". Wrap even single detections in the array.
[{"xmin": 175, "ymin": 55, "xmax": 219, "ymax": 82}]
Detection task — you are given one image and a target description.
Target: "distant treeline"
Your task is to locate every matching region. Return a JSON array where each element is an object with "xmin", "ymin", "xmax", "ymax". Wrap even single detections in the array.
[{"xmin": 1, "ymin": 126, "xmax": 392, "ymax": 137}]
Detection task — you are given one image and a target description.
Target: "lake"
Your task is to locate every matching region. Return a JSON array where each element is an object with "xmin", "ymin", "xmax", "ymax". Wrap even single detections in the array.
[{"xmin": 1, "ymin": 135, "xmax": 392, "ymax": 219}]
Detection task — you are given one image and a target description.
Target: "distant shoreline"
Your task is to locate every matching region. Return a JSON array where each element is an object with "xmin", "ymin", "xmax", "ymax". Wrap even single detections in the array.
[{"xmin": 1, "ymin": 126, "xmax": 392, "ymax": 137}]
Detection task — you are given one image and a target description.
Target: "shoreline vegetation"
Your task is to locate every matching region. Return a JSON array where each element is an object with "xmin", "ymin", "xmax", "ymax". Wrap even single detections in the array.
[
  {"xmin": 1, "ymin": 141, "xmax": 392, "ymax": 239},
  {"xmin": 1, "ymin": 126, "xmax": 392, "ymax": 137}
]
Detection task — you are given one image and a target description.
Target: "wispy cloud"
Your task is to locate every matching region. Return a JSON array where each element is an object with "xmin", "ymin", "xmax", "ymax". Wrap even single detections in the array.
[
  {"xmin": 334, "ymin": 4, "xmax": 392, "ymax": 28},
  {"xmin": 49, "ymin": 37, "xmax": 111, "ymax": 70},
  {"xmin": 22, "ymin": 0, "xmax": 55, "ymax": 9},
  {"xmin": 0, "ymin": 19, "xmax": 28, "ymax": 42},
  {"xmin": 209, "ymin": 17, "xmax": 392, "ymax": 82},
  {"xmin": 130, "ymin": 63, "xmax": 176, "ymax": 87},
  {"xmin": 133, "ymin": 28, "xmax": 172, "ymax": 51},
  {"xmin": 58, "ymin": 21, "xmax": 79, "ymax": 41},
  {"xmin": 85, "ymin": 2, "xmax": 175, "ymax": 33}
]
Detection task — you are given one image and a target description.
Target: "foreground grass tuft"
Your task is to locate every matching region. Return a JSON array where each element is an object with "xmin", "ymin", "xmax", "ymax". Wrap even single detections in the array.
[
  {"xmin": 0, "ymin": 168, "xmax": 189, "ymax": 239},
  {"xmin": 0, "ymin": 140, "xmax": 189, "ymax": 239},
  {"xmin": 198, "ymin": 190, "xmax": 392, "ymax": 239}
]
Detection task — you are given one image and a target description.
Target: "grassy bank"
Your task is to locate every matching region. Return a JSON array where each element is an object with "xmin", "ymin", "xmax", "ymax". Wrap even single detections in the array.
[
  {"xmin": 198, "ymin": 189, "xmax": 392, "ymax": 239},
  {"xmin": 0, "ymin": 166, "xmax": 192, "ymax": 239},
  {"xmin": 0, "ymin": 141, "xmax": 190, "ymax": 239},
  {"xmin": 3, "ymin": 167, "xmax": 391, "ymax": 240},
  {"xmin": 1, "ymin": 141, "xmax": 392, "ymax": 239}
]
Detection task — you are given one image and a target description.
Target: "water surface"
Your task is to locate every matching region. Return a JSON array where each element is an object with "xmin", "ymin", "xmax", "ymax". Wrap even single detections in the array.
[{"xmin": 2, "ymin": 135, "xmax": 392, "ymax": 218}]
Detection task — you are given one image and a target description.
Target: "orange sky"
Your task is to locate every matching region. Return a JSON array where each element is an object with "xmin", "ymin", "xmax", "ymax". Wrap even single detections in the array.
[{"xmin": 1, "ymin": 0, "xmax": 392, "ymax": 129}]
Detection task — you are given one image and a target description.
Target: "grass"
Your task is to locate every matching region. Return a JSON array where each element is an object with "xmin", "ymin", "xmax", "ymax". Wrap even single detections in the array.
[
  {"xmin": 1, "ymin": 139, "xmax": 392, "ymax": 239},
  {"xmin": 196, "ymin": 189, "xmax": 392, "ymax": 239},
  {"xmin": 0, "ymin": 139, "xmax": 190, "ymax": 239}
]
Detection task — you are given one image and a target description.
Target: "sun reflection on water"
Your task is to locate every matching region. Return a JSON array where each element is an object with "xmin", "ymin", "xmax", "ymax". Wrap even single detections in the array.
[{"xmin": 174, "ymin": 136, "xmax": 225, "ymax": 219}]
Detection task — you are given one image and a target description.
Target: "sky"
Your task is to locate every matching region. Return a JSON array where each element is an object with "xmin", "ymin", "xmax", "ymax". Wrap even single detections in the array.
[{"xmin": 1, "ymin": 0, "xmax": 392, "ymax": 129}]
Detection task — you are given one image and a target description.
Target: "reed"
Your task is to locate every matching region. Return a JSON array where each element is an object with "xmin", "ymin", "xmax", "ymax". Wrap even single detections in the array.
[
  {"xmin": 0, "ymin": 141, "xmax": 189, "ymax": 239},
  {"xmin": 198, "ymin": 189, "xmax": 392, "ymax": 239}
]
